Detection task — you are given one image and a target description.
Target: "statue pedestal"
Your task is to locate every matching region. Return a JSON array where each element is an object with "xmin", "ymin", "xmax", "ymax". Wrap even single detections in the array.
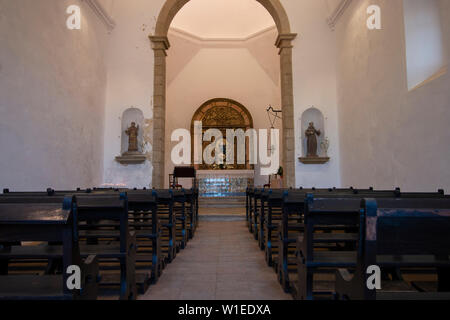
[
  {"xmin": 115, "ymin": 152, "xmax": 146, "ymax": 165},
  {"xmin": 299, "ymin": 157, "xmax": 330, "ymax": 165}
]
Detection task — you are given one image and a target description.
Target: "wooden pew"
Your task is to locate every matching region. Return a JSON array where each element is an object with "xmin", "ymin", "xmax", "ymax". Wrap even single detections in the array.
[
  {"xmin": 136, "ymin": 188, "xmax": 196, "ymax": 262},
  {"xmin": 153, "ymin": 189, "xmax": 178, "ymax": 262},
  {"xmin": 277, "ymin": 188, "xmax": 356, "ymax": 293},
  {"xmin": 53, "ymin": 188, "xmax": 162, "ymax": 290},
  {"xmin": 1, "ymin": 192, "xmax": 137, "ymax": 300},
  {"xmin": 257, "ymin": 189, "xmax": 270, "ymax": 250},
  {"xmin": 263, "ymin": 189, "xmax": 285, "ymax": 271},
  {"xmin": 184, "ymin": 188, "xmax": 197, "ymax": 240},
  {"xmin": 293, "ymin": 191, "xmax": 448, "ymax": 299},
  {"xmin": 252, "ymin": 189, "xmax": 263, "ymax": 241},
  {"xmin": 78, "ymin": 189, "xmax": 161, "ymax": 293},
  {"xmin": 58, "ymin": 194, "xmax": 136, "ymax": 300},
  {"xmin": 0, "ymin": 192, "xmax": 76, "ymax": 274},
  {"xmin": 72, "ymin": 188, "xmax": 193, "ymax": 261},
  {"xmin": 295, "ymin": 195, "xmax": 361, "ymax": 299},
  {"xmin": 246, "ymin": 188, "xmax": 255, "ymax": 233},
  {"xmin": 254, "ymin": 188, "xmax": 347, "ymax": 273},
  {"xmin": 276, "ymin": 187, "xmax": 401, "ymax": 295},
  {"xmin": 0, "ymin": 198, "xmax": 99, "ymax": 300},
  {"xmin": 280, "ymin": 188, "xmax": 443, "ymax": 295},
  {"xmin": 125, "ymin": 190, "xmax": 162, "ymax": 289},
  {"xmin": 130, "ymin": 189, "xmax": 176, "ymax": 273},
  {"xmin": 1, "ymin": 186, "xmax": 199, "ymax": 296},
  {"xmin": 173, "ymin": 189, "xmax": 188, "ymax": 250},
  {"xmin": 336, "ymin": 198, "xmax": 450, "ymax": 300}
]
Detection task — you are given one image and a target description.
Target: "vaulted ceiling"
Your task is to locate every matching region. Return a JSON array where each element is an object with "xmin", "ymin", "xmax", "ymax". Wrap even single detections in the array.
[{"xmin": 170, "ymin": 0, "xmax": 275, "ymax": 39}]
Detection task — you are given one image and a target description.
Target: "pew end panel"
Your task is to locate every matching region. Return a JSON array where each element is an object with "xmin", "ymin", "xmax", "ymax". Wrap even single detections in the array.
[
  {"xmin": 336, "ymin": 198, "xmax": 450, "ymax": 300},
  {"xmin": 296, "ymin": 196, "xmax": 362, "ymax": 300}
]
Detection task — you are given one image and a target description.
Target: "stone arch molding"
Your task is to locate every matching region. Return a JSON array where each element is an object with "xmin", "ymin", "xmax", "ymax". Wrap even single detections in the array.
[
  {"xmin": 150, "ymin": 0, "xmax": 297, "ymax": 188},
  {"xmin": 154, "ymin": 0, "xmax": 292, "ymax": 36}
]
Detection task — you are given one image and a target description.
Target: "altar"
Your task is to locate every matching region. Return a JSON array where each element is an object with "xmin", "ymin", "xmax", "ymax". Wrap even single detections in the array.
[{"xmin": 197, "ymin": 170, "xmax": 254, "ymax": 197}]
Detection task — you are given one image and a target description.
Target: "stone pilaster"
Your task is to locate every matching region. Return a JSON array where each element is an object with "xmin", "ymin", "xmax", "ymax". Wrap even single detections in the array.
[
  {"xmin": 149, "ymin": 36, "xmax": 170, "ymax": 188},
  {"xmin": 276, "ymin": 33, "xmax": 297, "ymax": 188}
]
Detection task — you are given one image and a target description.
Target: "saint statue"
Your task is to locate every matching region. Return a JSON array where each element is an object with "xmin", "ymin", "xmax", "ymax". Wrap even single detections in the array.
[
  {"xmin": 305, "ymin": 122, "xmax": 321, "ymax": 158},
  {"xmin": 125, "ymin": 122, "xmax": 139, "ymax": 153}
]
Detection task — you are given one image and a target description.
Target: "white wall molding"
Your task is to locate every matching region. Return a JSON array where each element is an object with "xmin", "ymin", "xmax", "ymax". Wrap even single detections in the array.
[
  {"xmin": 327, "ymin": 0, "xmax": 353, "ymax": 30},
  {"xmin": 168, "ymin": 26, "xmax": 277, "ymax": 45},
  {"xmin": 82, "ymin": 0, "xmax": 116, "ymax": 31}
]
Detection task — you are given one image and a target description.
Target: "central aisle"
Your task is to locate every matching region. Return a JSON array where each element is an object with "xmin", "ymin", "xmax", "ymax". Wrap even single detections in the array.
[{"xmin": 141, "ymin": 221, "xmax": 292, "ymax": 300}]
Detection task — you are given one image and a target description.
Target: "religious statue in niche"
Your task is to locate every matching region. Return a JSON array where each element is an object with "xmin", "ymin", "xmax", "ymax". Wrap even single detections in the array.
[
  {"xmin": 299, "ymin": 121, "xmax": 329, "ymax": 164},
  {"xmin": 305, "ymin": 122, "xmax": 321, "ymax": 157},
  {"xmin": 125, "ymin": 122, "xmax": 139, "ymax": 153},
  {"xmin": 115, "ymin": 121, "xmax": 146, "ymax": 165}
]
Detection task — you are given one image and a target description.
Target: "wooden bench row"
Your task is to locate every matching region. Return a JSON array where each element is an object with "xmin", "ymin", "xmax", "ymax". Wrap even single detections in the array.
[
  {"xmin": 0, "ymin": 196, "xmax": 101, "ymax": 300},
  {"xmin": 301, "ymin": 196, "xmax": 450, "ymax": 300},
  {"xmin": 0, "ymin": 187, "xmax": 199, "ymax": 300},
  {"xmin": 246, "ymin": 187, "xmax": 450, "ymax": 299}
]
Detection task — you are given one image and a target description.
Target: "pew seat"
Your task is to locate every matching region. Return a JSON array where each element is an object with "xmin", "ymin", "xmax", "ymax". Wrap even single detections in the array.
[
  {"xmin": 0, "ymin": 254, "xmax": 98, "ymax": 300},
  {"xmin": 0, "ymin": 201, "xmax": 99, "ymax": 300},
  {"xmin": 303, "ymin": 251, "xmax": 357, "ymax": 268},
  {"xmin": 1, "ymin": 244, "xmax": 129, "ymax": 259},
  {"xmin": 0, "ymin": 275, "xmax": 85, "ymax": 300}
]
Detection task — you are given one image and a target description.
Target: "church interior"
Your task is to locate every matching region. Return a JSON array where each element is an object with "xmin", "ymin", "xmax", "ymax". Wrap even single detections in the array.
[{"xmin": 0, "ymin": 0, "xmax": 449, "ymax": 303}]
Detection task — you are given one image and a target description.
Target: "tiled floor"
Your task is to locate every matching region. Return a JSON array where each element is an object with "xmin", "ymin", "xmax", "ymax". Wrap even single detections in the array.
[
  {"xmin": 140, "ymin": 221, "xmax": 292, "ymax": 300},
  {"xmin": 198, "ymin": 207, "xmax": 245, "ymax": 216}
]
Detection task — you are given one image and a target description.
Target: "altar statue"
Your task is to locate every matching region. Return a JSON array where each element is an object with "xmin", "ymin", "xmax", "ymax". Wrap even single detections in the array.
[
  {"xmin": 125, "ymin": 122, "xmax": 139, "ymax": 152},
  {"xmin": 305, "ymin": 122, "xmax": 321, "ymax": 157}
]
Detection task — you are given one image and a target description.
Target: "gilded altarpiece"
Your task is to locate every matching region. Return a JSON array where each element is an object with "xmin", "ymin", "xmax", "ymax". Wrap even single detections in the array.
[
  {"xmin": 191, "ymin": 98, "xmax": 254, "ymax": 171},
  {"xmin": 191, "ymin": 99, "xmax": 255, "ymax": 196}
]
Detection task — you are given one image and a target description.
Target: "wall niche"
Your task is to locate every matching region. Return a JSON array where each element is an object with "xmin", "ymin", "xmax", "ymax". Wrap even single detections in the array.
[
  {"xmin": 115, "ymin": 107, "xmax": 146, "ymax": 165},
  {"xmin": 299, "ymin": 107, "xmax": 330, "ymax": 164}
]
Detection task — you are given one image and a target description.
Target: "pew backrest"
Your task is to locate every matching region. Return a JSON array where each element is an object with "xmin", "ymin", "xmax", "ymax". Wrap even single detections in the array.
[{"xmin": 363, "ymin": 198, "xmax": 450, "ymax": 257}]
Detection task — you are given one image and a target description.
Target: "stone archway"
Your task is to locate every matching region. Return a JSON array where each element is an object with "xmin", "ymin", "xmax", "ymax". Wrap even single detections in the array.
[{"xmin": 150, "ymin": 0, "xmax": 297, "ymax": 188}]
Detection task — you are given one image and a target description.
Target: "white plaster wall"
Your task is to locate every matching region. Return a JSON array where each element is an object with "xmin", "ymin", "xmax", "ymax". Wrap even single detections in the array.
[
  {"xmin": 403, "ymin": 0, "xmax": 447, "ymax": 90},
  {"xmin": 165, "ymin": 29, "xmax": 282, "ymax": 188},
  {"xmin": 0, "ymin": 0, "xmax": 108, "ymax": 191},
  {"xmin": 102, "ymin": 0, "xmax": 166, "ymax": 188},
  {"xmin": 336, "ymin": 0, "xmax": 450, "ymax": 192},
  {"xmin": 281, "ymin": 0, "xmax": 342, "ymax": 188}
]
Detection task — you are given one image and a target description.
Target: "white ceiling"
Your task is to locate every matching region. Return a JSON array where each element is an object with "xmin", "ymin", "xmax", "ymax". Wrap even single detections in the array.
[{"xmin": 170, "ymin": 0, "xmax": 276, "ymax": 39}]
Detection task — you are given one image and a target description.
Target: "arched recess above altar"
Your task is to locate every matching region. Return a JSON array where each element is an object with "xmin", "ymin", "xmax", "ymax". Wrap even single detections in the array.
[{"xmin": 191, "ymin": 98, "xmax": 255, "ymax": 197}]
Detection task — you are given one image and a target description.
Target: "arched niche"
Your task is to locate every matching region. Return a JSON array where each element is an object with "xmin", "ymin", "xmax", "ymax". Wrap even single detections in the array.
[
  {"xmin": 301, "ymin": 107, "xmax": 326, "ymax": 158},
  {"xmin": 121, "ymin": 108, "xmax": 145, "ymax": 154}
]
